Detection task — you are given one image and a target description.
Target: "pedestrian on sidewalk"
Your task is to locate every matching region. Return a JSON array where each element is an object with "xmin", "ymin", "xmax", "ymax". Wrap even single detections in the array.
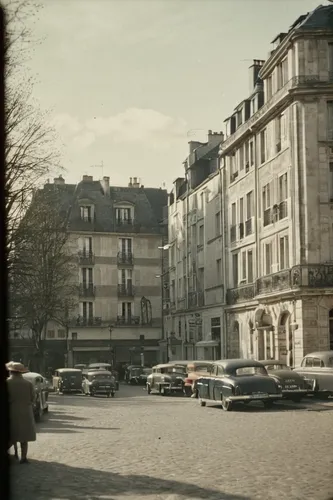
[{"xmin": 6, "ymin": 361, "xmax": 36, "ymax": 464}]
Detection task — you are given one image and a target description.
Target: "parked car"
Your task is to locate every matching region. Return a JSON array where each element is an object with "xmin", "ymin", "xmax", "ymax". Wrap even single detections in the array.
[
  {"xmin": 124, "ymin": 365, "xmax": 142, "ymax": 384},
  {"xmin": 127, "ymin": 366, "xmax": 144, "ymax": 384},
  {"xmin": 74, "ymin": 364, "xmax": 87, "ymax": 370},
  {"xmin": 293, "ymin": 351, "xmax": 333, "ymax": 399},
  {"xmin": 82, "ymin": 370, "xmax": 116, "ymax": 397},
  {"xmin": 138, "ymin": 367, "xmax": 152, "ymax": 385},
  {"xmin": 259, "ymin": 360, "xmax": 314, "ymax": 402},
  {"xmin": 183, "ymin": 361, "xmax": 214, "ymax": 397},
  {"xmin": 87, "ymin": 363, "xmax": 119, "ymax": 390},
  {"xmin": 147, "ymin": 363, "xmax": 186, "ymax": 395},
  {"xmin": 23, "ymin": 372, "xmax": 49, "ymax": 421},
  {"xmin": 197, "ymin": 359, "xmax": 283, "ymax": 411},
  {"xmin": 53, "ymin": 368, "xmax": 83, "ymax": 394}
]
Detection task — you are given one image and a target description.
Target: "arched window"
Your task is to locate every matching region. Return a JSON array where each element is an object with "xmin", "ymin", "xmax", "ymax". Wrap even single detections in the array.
[{"xmin": 329, "ymin": 309, "xmax": 333, "ymax": 350}]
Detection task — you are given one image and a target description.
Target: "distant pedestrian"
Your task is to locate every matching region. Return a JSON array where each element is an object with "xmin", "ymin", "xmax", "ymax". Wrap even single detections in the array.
[{"xmin": 6, "ymin": 362, "xmax": 36, "ymax": 464}]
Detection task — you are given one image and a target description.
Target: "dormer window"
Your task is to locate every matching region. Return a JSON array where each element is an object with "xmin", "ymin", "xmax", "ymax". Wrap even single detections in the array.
[
  {"xmin": 80, "ymin": 206, "xmax": 92, "ymax": 222},
  {"xmin": 115, "ymin": 204, "xmax": 134, "ymax": 225}
]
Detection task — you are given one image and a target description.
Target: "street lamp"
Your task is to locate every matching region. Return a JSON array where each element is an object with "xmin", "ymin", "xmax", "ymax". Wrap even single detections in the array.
[
  {"xmin": 108, "ymin": 324, "xmax": 114, "ymax": 367},
  {"xmin": 157, "ymin": 243, "xmax": 171, "ymax": 363}
]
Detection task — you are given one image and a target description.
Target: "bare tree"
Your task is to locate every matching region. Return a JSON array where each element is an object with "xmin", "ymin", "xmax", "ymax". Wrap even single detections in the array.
[
  {"xmin": 4, "ymin": 0, "xmax": 60, "ymax": 273},
  {"xmin": 11, "ymin": 188, "xmax": 78, "ymax": 371}
]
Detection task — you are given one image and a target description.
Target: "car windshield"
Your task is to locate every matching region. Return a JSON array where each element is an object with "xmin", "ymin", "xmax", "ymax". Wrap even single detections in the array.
[
  {"xmin": 235, "ymin": 366, "xmax": 267, "ymax": 376},
  {"xmin": 165, "ymin": 366, "xmax": 186, "ymax": 374},
  {"xmin": 143, "ymin": 369, "xmax": 152, "ymax": 374},
  {"xmin": 131, "ymin": 369, "xmax": 142, "ymax": 375},
  {"xmin": 192, "ymin": 365, "xmax": 210, "ymax": 372},
  {"xmin": 265, "ymin": 363, "xmax": 289, "ymax": 371},
  {"xmin": 90, "ymin": 374, "xmax": 111, "ymax": 380}
]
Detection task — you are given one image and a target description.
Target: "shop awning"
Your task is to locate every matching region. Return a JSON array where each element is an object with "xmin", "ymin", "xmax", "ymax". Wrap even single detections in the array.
[{"xmin": 195, "ymin": 340, "xmax": 220, "ymax": 348}]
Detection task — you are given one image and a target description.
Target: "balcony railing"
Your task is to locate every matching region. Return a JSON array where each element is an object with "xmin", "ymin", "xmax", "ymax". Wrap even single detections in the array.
[
  {"xmin": 78, "ymin": 251, "xmax": 94, "ymax": 265},
  {"xmin": 117, "ymin": 251, "xmax": 133, "ymax": 266},
  {"xmin": 75, "ymin": 316, "xmax": 102, "ymax": 327},
  {"xmin": 245, "ymin": 218, "xmax": 253, "ymax": 236},
  {"xmin": 115, "ymin": 218, "xmax": 134, "ymax": 226},
  {"xmin": 226, "ymin": 284, "xmax": 256, "ymax": 305},
  {"xmin": 263, "ymin": 208, "xmax": 272, "ymax": 227},
  {"xmin": 116, "ymin": 315, "xmax": 140, "ymax": 326},
  {"xmin": 279, "ymin": 200, "xmax": 288, "ymax": 220},
  {"xmin": 230, "ymin": 225, "xmax": 237, "ymax": 243},
  {"xmin": 291, "ymin": 264, "xmax": 333, "ymax": 288},
  {"xmin": 117, "ymin": 284, "xmax": 135, "ymax": 297},
  {"xmin": 79, "ymin": 284, "xmax": 96, "ymax": 297},
  {"xmin": 256, "ymin": 269, "xmax": 291, "ymax": 295}
]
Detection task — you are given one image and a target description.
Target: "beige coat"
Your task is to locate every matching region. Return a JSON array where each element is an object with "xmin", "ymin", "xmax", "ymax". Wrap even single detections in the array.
[{"xmin": 7, "ymin": 375, "xmax": 36, "ymax": 443}]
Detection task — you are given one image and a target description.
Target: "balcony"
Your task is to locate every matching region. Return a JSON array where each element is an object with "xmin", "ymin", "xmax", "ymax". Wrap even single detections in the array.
[
  {"xmin": 78, "ymin": 251, "xmax": 94, "ymax": 265},
  {"xmin": 117, "ymin": 251, "xmax": 133, "ymax": 266},
  {"xmin": 239, "ymin": 222, "xmax": 244, "ymax": 239},
  {"xmin": 256, "ymin": 270, "xmax": 291, "ymax": 295},
  {"xmin": 116, "ymin": 315, "xmax": 140, "ymax": 326},
  {"xmin": 75, "ymin": 316, "xmax": 102, "ymax": 327},
  {"xmin": 79, "ymin": 284, "xmax": 96, "ymax": 297},
  {"xmin": 291, "ymin": 264, "xmax": 333, "ymax": 288},
  {"xmin": 245, "ymin": 218, "xmax": 253, "ymax": 236},
  {"xmin": 279, "ymin": 200, "xmax": 288, "ymax": 220},
  {"xmin": 263, "ymin": 208, "xmax": 272, "ymax": 227},
  {"xmin": 117, "ymin": 283, "xmax": 135, "ymax": 297},
  {"xmin": 226, "ymin": 283, "xmax": 255, "ymax": 305},
  {"xmin": 230, "ymin": 225, "xmax": 237, "ymax": 243}
]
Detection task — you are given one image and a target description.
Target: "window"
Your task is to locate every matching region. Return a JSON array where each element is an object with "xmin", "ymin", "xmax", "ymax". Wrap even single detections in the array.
[
  {"xmin": 266, "ymin": 76, "xmax": 272, "ymax": 100},
  {"xmin": 58, "ymin": 329, "xmax": 66, "ymax": 339},
  {"xmin": 249, "ymin": 140, "xmax": 254, "ymax": 166},
  {"xmin": 116, "ymin": 207, "xmax": 131, "ymax": 223},
  {"xmin": 245, "ymin": 141, "xmax": 249, "ymax": 169},
  {"xmin": 121, "ymin": 302, "xmax": 132, "ymax": 319},
  {"xmin": 277, "ymin": 59, "xmax": 288, "ymax": 90},
  {"xmin": 246, "ymin": 191, "xmax": 253, "ymax": 219},
  {"xmin": 329, "ymin": 309, "xmax": 333, "ymax": 350},
  {"xmin": 120, "ymin": 269, "xmax": 132, "ymax": 287},
  {"xmin": 80, "ymin": 206, "xmax": 92, "ymax": 222},
  {"xmin": 82, "ymin": 301, "xmax": 93, "ymax": 320},
  {"xmin": 211, "ymin": 317, "xmax": 221, "ymax": 342},
  {"xmin": 265, "ymin": 243, "xmax": 272, "ymax": 275},
  {"xmin": 247, "ymin": 250, "xmax": 253, "ymax": 283},
  {"xmin": 72, "ymin": 332, "xmax": 78, "ymax": 340},
  {"xmin": 232, "ymin": 253, "xmax": 238, "ymax": 286},
  {"xmin": 260, "ymin": 129, "xmax": 267, "ymax": 164},
  {"xmin": 231, "ymin": 203, "xmax": 236, "ymax": 225},
  {"xmin": 262, "ymin": 182, "xmax": 272, "ymax": 226},
  {"xmin": 178, "ymin": 320, "xmax": 182, "ymax": 335},
  {"xmin": 275, "ymin": 115, "xmax": 282, "ymax": 152},
  {"xmin": 216, "ymin": 259, "xmax": 222, "ymax": 282},
  {"xmin": 279, "ymin": 235, "xmax": 289, "ymax": 270},
  {"xmin": 119, "ymin": 238, "xmax": 132, "ymax": 254},
  {"xmin": 242, "ymin": 252, "xmax": 246, "ymax": 281},
  {"xmin": 81, "ymin": 268, "xmax": 93, "ymax": 286},
  {"xmin": 237, "ymin": 109, "xmax": 243, "ymax": 127},
  {"xmin": 81, "ymin": 236, "xmax": 92, "ymax": 255},
  {"xmin": 329, "ymin": 163, "xmax": 333, "ymax": 202},
  {"xmin": 279, "ymin": 173, "xmax": 288, "ymax": 219},
  {"xmin": 199, "ymin": 225, "xmax": 204, "ymax": 246},
  {"xmin": 238, "ymin": 145, "xmax": 244, "ymax": 171},
  {"xmin": 328, "ymin": 102, "xmax": 333, "ymax": 141},
  {"xmin": 215, "ymin": 212, "xmax": 221, "ymax": 237},
  {"xmin": 239, "ymin": 197, "xmax": 244, "ymax": 238},
  {"xmin": 47, "ymin": 330, "xmax": 55, "ymax": 339}
]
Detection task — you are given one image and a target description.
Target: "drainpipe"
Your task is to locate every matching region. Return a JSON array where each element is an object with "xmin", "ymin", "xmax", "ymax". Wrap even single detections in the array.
[{"xmin": 219, "ymin": 156, "xmax": 228, "ymax": 358}]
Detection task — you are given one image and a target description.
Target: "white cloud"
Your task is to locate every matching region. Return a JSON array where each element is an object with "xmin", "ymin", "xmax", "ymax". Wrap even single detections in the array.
[
  {"xmin": 85, "ymin": 108, "xmax": 187, "ymax": 146},
  {"xmin": 71, "ymin": 131, "xmax": 96, "ymax": 149},
  {"xmin": 51, "ymin": 113, "xmax": 83, "ymax": 136}
]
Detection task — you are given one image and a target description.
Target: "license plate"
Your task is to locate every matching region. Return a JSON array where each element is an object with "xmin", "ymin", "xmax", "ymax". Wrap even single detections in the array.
[
  {"xmin": 252, "ymin": 393, "xmax": 268, "ymax": 399},
  {"xmin": 285, "ymin": 385, "xmax": 298, "ymax": 390}
]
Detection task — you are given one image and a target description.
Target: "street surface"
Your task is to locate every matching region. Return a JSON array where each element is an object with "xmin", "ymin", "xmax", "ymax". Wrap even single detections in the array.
[{"xmin": 10, "ymin": 384, "xmax": 333, "ymax": 500}]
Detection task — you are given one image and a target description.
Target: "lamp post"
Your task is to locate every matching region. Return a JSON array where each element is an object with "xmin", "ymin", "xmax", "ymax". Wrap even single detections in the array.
[
  {"xmin": 157, "ymin": 243, "xmax": 170, "ymax": 363},
  {"xmin": 108, "ymin": 324, "xmax": 114, "ymax": 367}
]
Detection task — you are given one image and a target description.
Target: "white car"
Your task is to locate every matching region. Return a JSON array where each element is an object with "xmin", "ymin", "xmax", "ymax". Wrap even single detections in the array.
[{"xmin": 23, "ymin": 372, "xmax": 49, "ymax": 421}]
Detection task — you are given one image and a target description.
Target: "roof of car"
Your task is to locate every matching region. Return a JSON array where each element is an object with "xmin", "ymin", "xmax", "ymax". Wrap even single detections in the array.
[
  {"xmin": 153, "ymin": 363, "xmax": 186, "ymax": 369},
  {"xmin": 259, "ymin": 360, "xmax": 285, "ymax": 365},
  {"xmin": 88, "ymin": 370, "xmax": 111, "ymax": 376},
  {"xmin": 215, "ymin": 359, "xmax": 265, "ymax": 370},
  {"xmin": 303, "ymin": 351, "xmax": 333, "ymax": 359},
  {"xmin": 88, "ymin": 363, "xmax": 111, "ymax": 368},
  {"xmin": 23, "ymin": 372, "xmax": 44, "ymax": 379},
  {"xmin": 55, "ymin": 368, "xmax": 82, "ymax": 373}
]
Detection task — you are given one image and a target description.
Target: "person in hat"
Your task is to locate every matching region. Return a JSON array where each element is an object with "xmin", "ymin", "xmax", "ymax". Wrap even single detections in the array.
[{"xmin": 6, "ymin": 361, "xmax": 36, "ymax": 464}]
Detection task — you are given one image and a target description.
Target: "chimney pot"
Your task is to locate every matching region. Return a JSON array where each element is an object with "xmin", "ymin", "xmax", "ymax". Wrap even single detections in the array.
[{"xmin": 54, "ymin": 175, "xmax": 65, "ymax": 185}]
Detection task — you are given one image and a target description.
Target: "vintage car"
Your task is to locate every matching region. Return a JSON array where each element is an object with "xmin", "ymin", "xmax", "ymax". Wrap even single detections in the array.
[
  {"xmin": 87, "ymin": 363, "xmax": 119, "ymax": 390},
  {"xmin": 293, "ymin": 351, "xmax": 333, "ymax": 399},
  {"xmin": 124, "ymin": 365, "xmax": 142, "ymax": 384},
  {"xmin": 196, "ymin": 359, "xmax": 283, "ymax": 411},
  {"xmin": 82, "ymin": 370, "xmax": 116, "ymax": 397},
  {"xmin": 146, "ymin": 363, "xmax": 186, "ymax": 395},
  {"xmin": 74, "ymin": 364, "xmax": 87, "ymax": 370},
  {"xmin": 23, "ymin": 372, "xmax": 49, "ymax": 421},
  {"xmin": 138, "ymin": 367, "xmax": 152, "ymax": 385},
  {"xmin": 53, "ymin": 368, "xmax": 83, "ymax": 394},
  {"xmin": 183, "ymin": 361, "xmax": 214, "ymax": 397},
  {"xmin": 259, "ymin": 360, "xmax": 314, "ymax": 402}
]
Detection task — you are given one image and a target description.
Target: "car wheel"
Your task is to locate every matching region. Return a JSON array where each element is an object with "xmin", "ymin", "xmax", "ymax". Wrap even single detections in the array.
[
  {"xmin": 264, "ymin": 400, "xmax": 274, "ymax": 409},
  {"xmin": 147, "ymin": 384, "xmax": 151, "ymax": 394},
  {"xmin": 184, "ymin": 387, "xmax": 192, "ymax": 397},
  {"xmin": 221, "ymin": 397, "xmax": 233, "ymax": 411},
  {"xmin": 314, "ymin": 392, "xmax": 330, "ymax": 400},
  {"xmin": 199, "ymin": 399, "xmax": 206, "ymax": 407},
  {"xmin": 291, "ymin": 396, "xmax": 302, "ymax": 403}
]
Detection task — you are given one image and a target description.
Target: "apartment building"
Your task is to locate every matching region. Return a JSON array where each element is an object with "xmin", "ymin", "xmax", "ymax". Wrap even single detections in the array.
[
  {"xmin": 10, "ymin": 174, "xmax": 168, "ymax": 369},
  {"xmin": 165, "ymin": 131, "xmax": 225, "ymax": 361},
  {"xmin": 220, "ymin": 4, "xmax": 333, "ymax": 367}
]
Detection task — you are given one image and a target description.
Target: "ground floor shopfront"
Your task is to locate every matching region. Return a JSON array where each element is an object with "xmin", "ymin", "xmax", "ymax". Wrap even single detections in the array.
[{"xmin": 226, "ymin": 293, "xmax": 333, "ymax": 367}]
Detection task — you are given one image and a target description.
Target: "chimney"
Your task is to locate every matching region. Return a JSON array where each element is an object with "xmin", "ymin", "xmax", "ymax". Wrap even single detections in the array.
[
  {"xmin": 249, "ymin": 59, "xmax": 265, "ymax": 92},
  {"xmin": 128, "ymin": 177, "xmax": 133, "ymax": 187},
  {"xmin": 101, "ymin": 176, "xmax": 110, "ymax": 196},
  {"xmin": 208, "ymin": 130, "xmax": 224, "ymax": 145},
  {"xmin": 188, "ymin": 141, "xmax": 203, "ymax": 154},
  {"xmin": 54, "ymin": 175, "xmax": 65, "ymax": 185},
  {"xmin": 82, "ymin": 175, "xmax": 93, "ymax": 182},
  {"xmin": 132, "ymin": 177, "xmax": 140, "ymax": 188}
]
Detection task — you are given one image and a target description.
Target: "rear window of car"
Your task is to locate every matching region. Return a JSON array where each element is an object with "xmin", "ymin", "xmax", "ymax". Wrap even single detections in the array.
[
  {"xmin": 265, "ymin": 364, "xmax": 289, "ymax": 371},
  {"xmin": 235, "ymin": 366, "xmax": 267, "ymax": 376},
  {"xmin": 193, "ymin": 365, "xmax": 210, "ymax": 372}
]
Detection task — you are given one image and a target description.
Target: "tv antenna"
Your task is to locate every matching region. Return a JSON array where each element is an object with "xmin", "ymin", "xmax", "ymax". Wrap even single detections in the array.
[{"xmin": 90, "ymin": 161, "xmax": 104, "ymax": 179}]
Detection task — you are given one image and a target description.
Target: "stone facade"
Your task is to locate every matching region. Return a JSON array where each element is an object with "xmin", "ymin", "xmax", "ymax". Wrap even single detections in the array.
[{"xmin": 221, "ymin": 7, "xmax": 333, "ymax": 366}]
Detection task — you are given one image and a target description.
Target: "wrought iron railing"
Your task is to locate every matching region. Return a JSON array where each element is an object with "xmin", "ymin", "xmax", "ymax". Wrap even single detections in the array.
[
  {"xmin": 117, "ymin": 284, "xmax": 135, "ymax": 296},
  {"xmin": 239, "ymin": 222, "xmax": 244, "ymax": 239},
  {"xmin": 79, "ymin": 284, "xmax": 96, "ymax": 297},
  {"xmin": 245, "ymin": 218, "xmax": 253, "ymax": 236},
  {"xmin": 256, "ymin": 270, "xmax": 291, "ymax": 295},
  {"xmin": 78, "ymin": 251, "xmax": 95, "ymax": 265},
  {"xmin": 117, "ymin": 251, "xmax": 133, "ymax": 265},
  {"xmin": 226, "ymin": 284, "xmax": 255, "ymax": 305},
  {"xmin": 116, "ymin": 315, "xmax": 140, "ymax": 326},
  {"xmin": 291, "ymin": 264, "xmax": 333, "ymax": 288},
  {"xmin": 75, "ymin": 316, "xmax": 102, "ymax": 327}
]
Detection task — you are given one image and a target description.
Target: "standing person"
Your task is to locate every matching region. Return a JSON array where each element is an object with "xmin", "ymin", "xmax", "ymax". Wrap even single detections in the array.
[{"xmin": 6, "ymin": 362, "xmax": 36, "ymax": 464}]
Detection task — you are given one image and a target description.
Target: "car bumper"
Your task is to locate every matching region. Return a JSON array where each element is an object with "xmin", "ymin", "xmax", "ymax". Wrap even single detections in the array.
[
  {"xmin": 228, "ymin": 394, "xmax": 283, "ymax": 402},
  {"xmin": 282, "ymin": 389, "xmax": 308, "ymax": 398},
  {"xmin": 92, "ymin": 387, "xmax": 114, "ymax": 393},
  {"xmin": 161, "ymin": 383, "xmax": 184, "ymax": 391}
]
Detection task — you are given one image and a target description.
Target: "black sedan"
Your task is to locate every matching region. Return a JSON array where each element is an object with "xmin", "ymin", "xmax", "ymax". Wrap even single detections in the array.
[
  {"xmin": 197, "ymin": 359, "xmax": 282, "ymax": 411},
  {"xmin": 260, "ymin": 360, "xmax": 314, "ymax": 402}
]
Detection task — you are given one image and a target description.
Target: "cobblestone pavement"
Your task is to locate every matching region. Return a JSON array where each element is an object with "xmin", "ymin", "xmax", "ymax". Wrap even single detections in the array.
[{"xmin": 10, "ymin": 385, "xmax": 333, "ymax": 500}]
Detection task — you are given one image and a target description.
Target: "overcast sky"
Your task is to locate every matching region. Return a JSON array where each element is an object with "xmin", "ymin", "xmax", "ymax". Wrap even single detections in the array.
[{"xmin": 22, "ymin": 0, "xmax": 324, "ymax": 188}]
